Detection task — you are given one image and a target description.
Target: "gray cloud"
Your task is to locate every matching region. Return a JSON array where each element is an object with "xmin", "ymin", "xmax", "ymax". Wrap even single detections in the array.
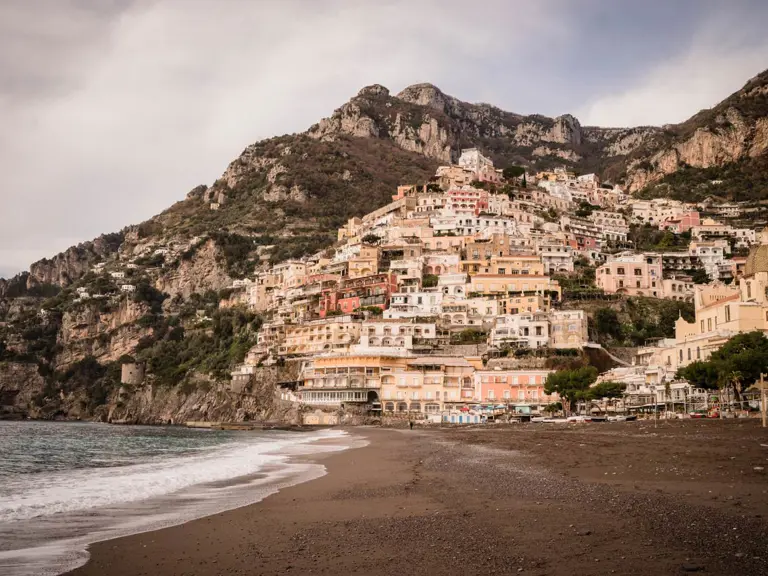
[{"xmin": 1, "ymin": 0, "xmax": 767, "ymax": 278}]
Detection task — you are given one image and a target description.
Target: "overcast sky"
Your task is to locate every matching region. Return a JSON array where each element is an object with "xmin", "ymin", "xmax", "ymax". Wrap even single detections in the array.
[{"xmin": 2, "ymin": 0, "xmax": 767, "ymax": 278}]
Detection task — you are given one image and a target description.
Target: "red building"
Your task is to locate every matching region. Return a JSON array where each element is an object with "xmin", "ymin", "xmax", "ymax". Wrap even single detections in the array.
[{"xmin": 319, "ymin": 273, "xmax": 398, "ymax": 318}]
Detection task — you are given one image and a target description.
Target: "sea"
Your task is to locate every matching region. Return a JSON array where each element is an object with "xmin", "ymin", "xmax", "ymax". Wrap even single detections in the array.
[{"xmin": 0, "ymin": 421, "xmax": 358, "ymax": 576}]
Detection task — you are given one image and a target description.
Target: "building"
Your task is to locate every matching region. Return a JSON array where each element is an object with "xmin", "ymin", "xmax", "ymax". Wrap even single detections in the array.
[
  {"xmin": 596, "ymin": 252, "xmax": 663, "ymax": 297},
  {"xmin": 549, "ymin": 310, "xmax": 588, "ymax": 348},
  {"xmin": 538, "ymin": 243, "xmax": 574, "ymax": 274},
  {"xmin": 488, "ymin": 313, "xmax": 549, "ymax": 349},
  {"xmin": 474, "ymin": 369, "xmax": 556, "ymax": 407},
  {"xmin": 278, "ymin": 315, "xmax": 362, "ymax": 356},
  {"xmin": 358, "ymin": 319, "xmax": 438, "ymax": 350},
  {"xmin": 319, "ymin": 272, "xmax": 398, "ymax": 317},
  {"xmin": 636, "ymin": 229, "xmax": 768, "ymax": 375}
]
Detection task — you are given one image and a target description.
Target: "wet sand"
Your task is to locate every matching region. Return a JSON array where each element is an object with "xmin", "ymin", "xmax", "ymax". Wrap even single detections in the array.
[{"xmin": 67, "ymin": 421, "xmax": 768, "ymax": 576}]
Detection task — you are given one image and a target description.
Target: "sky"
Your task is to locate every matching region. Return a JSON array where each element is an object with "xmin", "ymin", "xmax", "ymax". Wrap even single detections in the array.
[{"xmin": 1, "ymin": 0, "xmax": 768, "ymax": 278}]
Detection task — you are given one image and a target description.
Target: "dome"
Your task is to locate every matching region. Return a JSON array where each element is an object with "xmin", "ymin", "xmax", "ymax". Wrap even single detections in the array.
[{"xmin": 745, "ymin": 227, "xmax": 768, "ymax": 277}]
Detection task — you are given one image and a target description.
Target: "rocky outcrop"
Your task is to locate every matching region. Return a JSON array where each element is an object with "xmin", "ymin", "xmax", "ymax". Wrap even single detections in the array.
[
  {"xmin": 56, "ymin": 298, "xmax": 151, "ymax": 367},
  {"xmin": 107, "ymin": 365, "xmax": 300, "ymax": 425},
  {"xmin": 28, "ymin": 233, "xmax": 124, "ymax": 288},
  {"xmin": 625, "ymin": 107, "xmax": 758, "ymax": 191},
  {"xmin": 156, "ymin": 239, "xmax": 231, "ymax": 299},
  {"xmin": 0, "ymin": 362, "xmax": 46, "ymax": 419}
]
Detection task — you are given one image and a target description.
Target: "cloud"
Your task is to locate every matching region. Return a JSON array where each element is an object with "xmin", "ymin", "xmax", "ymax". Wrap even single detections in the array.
[{"xmin": 578, "ymin": 6, "xmax": 768, "ymax": 126}]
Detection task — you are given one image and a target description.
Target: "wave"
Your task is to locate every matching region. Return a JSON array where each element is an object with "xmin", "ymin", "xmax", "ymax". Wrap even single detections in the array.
[{"xmin": 0, "ymin": 429, "xmax": 347, "ymax": 523}]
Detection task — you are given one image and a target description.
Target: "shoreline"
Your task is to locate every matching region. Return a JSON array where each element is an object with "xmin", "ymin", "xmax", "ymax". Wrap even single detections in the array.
[
  {"xmin": 0, "ymin": 426, "xmax": 361, "ymax": 576},
  {"xmin": 64, "ymin": 421, "xmax": 768, "ymax": 576}
]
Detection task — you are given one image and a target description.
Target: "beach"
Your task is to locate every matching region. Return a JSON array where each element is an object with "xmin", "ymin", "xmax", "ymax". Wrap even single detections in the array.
[{"xmin": 66, "ymin": 420, "xmax": 768, "ymax": 576}]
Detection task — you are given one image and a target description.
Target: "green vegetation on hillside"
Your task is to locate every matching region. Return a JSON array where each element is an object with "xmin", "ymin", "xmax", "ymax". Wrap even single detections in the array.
[
  {"xmin": 590, "ymin": 297, "xmax": 694, "ymax": 347},
  {"xmin": 636, "ymin": 156, "xmax": 768, "ymax": 203}
]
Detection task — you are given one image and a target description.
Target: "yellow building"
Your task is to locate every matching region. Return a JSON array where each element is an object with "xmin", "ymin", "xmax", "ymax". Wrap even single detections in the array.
[
  {"xmin": 462, "ymin": 253, "xmax": 544, "ymax": 276},
  {"xmin": 380, "ymin": 356, "xmax": 483, "ymax": 413},
  {"xmin": 279, "ymin": 316, "xmax": 362, "ymax": 356},
  {"xmin": 299, "ymin": 354, "xmax": 409, "ymax": 406},
  {"xmin": 469, "ymin": 274, "xmax": 562, "ymax": 301}
]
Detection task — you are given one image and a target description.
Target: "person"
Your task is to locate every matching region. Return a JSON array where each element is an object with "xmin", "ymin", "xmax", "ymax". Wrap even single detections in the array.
[{"xmin": 409, "ymin": 420, "xmax": 414, "ymax": 430}]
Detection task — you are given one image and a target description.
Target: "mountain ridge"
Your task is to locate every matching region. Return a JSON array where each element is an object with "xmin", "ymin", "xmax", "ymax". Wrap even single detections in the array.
[{"xmin": 3, "ymin": 69, "xmax": 768, "ymax": 289}]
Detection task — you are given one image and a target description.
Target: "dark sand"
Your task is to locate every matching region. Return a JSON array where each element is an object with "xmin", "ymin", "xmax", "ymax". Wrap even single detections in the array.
[{"xmin": 67, "ymin": 420, "xmax": 768, "ymax": 576}]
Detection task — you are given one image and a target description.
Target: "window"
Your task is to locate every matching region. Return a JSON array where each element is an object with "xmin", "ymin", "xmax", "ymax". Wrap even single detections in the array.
[
  {"xmin": 725, "ymin": 305, "xmax": 731, "ymax": 322},
  {"xmin": 634, "ymin": 268, "xmax": 642, "ymax": 276},
  {"xmin": 617, "ymin": 267, "xmax": 625, "ymax": 275},
  {"xmin": 498, "ymin": 268, "xmax": 506, "ymax": 275},
  {"xmin": 679, "ymin": 350, "xmax": 683, "ymax": 362},
  {"xmin": 747, "ymin": 283, "xmax": 752, "ymax": 299},
  {"xmin": 696, "ymin": 347, "xmax": 700, "ymax": 359},
  {"xmin": 636, "ymin": 281, "xmax": 641, "ymax": 288},
  {"xmin": 687, "ymin": 348, "xmax": 691, "ymax": 361},
  {"xmin": 701, "ymin": 320, "xmax": 705, "ymax": 332},
  {"xmin": 504, "ymin": 390, "xmax": 510, "ymax": 399},
  {"xmin": 707, "ymin": 318, "xmax": 712, "ymax": 331},
  {"xmin": 535, "ymin": 326, "xmax": 542, "ymax": 336}
]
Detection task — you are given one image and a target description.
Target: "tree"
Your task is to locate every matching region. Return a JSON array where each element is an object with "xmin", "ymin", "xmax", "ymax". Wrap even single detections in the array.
[
  {"xmin": 588, "ymin": 381, "xmax": 626, "ymax": 399},
  {"xmin": 522, "ymin": 173, "xmax": 527, "ymax": 188},
  {"xmin": 544, "ymin": 366, "xmax": 598, "ymax": 415},
  {"xmin": 676, "ymin": 361, "xmax": 719, "ymax": 390},
  {"xmin": 422, "ymin": 274, "xmax": 438, "ymax": 288},
  {"xmin": 689, "ymin": 268, "xmax": 710, "ymax": 284},
  {"xmin": 502, "ymin": 166, "xmax": 526, "ymax": 180},
  {"xmin": 594, "ymin": 307, "xmax": 623, "ymax": 343},
  {"xmin": 361, "ymin": 234, "xmax": 381, "ymax": 245},
  {"xmin": 676, "ymin": 332, "xmax": 768, "ymax": 404}
]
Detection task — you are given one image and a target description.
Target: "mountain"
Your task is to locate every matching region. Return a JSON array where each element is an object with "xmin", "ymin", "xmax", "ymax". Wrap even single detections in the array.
[{"xmin": 1, "ymin": 70, "xmax": 768, "ymax": 422}]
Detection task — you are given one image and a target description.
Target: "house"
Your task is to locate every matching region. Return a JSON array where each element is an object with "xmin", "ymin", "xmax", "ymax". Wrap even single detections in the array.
[
  {"xmin": 474, "ymin": 369, "xmax": 556, "ymax": 407},
  {"xmin": 549, "ymin": 310, "xmax": 588, "ymax": 348},
  {"xmin": 120, "ymin": 284, "xmax": 135, "ymax": 293},
  {"xmin": 488, "ymin": 313, "xmax": 549, "ymax": 349},
  {"xmin": 110, "ymin": 271, "xmax": 126, "ymax": 279},
  {"xmin": 596, "ymin": 252, "xmax": 663, "ymax": 297}
]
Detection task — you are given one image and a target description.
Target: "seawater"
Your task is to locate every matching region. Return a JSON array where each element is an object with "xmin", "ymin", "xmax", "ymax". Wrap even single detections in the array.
[{"xmin": 0, "ymin": 421, "xmax": 356, "ymax": 576}]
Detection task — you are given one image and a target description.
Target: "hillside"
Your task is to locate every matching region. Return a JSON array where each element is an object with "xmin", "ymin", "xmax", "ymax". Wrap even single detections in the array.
[{"xmin": 2, "ymin": 70, "xmax": 768, "ymax": 422}]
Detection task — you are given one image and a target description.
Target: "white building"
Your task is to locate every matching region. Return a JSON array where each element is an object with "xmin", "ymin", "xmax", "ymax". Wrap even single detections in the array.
[
  {"xmin": 385, "ymin": 291, "xmax": 444, "ymax": 319},
  {"xmin": 538, "ymin": 244, "xmax": 574, "ymax": 274},
  {"xmin": 488, "ymin": 313, "xmax": 549, "ymax": 349}
]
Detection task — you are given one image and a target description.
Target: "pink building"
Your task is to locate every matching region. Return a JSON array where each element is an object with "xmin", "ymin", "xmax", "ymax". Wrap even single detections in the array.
[
  {"xmin": 662, "ymin": 211, "xmax": 700, "ymax": 234},
  {"xmin": 473, "ymin": 369, "xmax": 556, "ymax": 406},
  {"xmin": 596, "ymin": 252, "xmax": 663, "ymax": 297}
]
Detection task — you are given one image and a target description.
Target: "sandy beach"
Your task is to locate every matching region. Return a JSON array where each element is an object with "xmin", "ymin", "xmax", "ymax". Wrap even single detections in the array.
[{"xmin": 66, "ymin": 420, "xmax": 768, "ymax": 576}]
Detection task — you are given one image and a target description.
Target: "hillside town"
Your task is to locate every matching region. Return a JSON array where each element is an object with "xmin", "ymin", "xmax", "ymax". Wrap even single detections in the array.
[{"xmin": 196, "ymin": 148, "xmax": 768, "ymax": 423}]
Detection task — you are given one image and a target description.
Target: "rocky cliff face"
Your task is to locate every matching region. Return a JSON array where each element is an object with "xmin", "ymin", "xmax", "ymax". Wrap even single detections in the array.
[
  {"xmin": 307, "ymin": 82, "xmax": 665, "ymax": 173},
  {"xmin": 56, "ymin": 298, "xmax": 151, "ymax": 368},
  {"xmin": 155, "ymin": 239, "xmax": 232, "ymax": 299},
  {"xmin": 28, "ymin": 233, "xmax": 124, "ymax": 288},
  {"xmin": 621, "ymin": 70, "xmax": 768, "ymax": 192},
  {"xmin": 107, "ymin": 365, "xmax": 299, "ymax": 425},
  {"xmin": 0, "ymin": 362, "xmax": 46, "ymax": 420}
]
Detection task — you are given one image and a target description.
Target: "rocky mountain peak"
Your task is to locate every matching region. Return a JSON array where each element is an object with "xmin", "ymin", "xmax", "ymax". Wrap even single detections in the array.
[
  {"xmin": 396, "ymin": 83, "xmax": 451, "ymax": 112},
  {"xmin": 357, "ymin": 84, "xmax": 390, "ymax": 98}
]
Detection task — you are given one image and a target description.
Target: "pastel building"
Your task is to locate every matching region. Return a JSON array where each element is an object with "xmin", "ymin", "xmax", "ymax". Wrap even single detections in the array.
[
  {"xmin": 549, "ymin": 310, "xmax": 588, "ymax": 348},
  {"xmin": 488, "ymin": 313, "xmax": 549, "ymax": 349},
  {"xmin": 474, "ymin": 369, "xmax": 556, "ymax": 406},
  {"xmin": 596, "ymin": 252, "xmax": 663, "ymax": 297}
]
